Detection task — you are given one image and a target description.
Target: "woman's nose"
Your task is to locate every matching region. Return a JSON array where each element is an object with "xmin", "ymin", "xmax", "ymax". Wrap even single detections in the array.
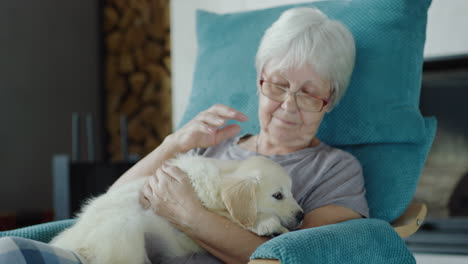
[{"xmin": 281, "ymin": 92, "xmax": 299, "ymax": 112}]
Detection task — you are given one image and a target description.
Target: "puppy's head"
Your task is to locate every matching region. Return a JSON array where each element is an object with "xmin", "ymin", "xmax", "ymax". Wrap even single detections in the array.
[{"xmin": 221, "ymin": 156, "xmax": 303, "ymax": 236}]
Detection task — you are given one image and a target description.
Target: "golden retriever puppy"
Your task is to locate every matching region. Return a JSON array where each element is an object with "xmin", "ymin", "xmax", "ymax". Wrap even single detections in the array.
[{"xmin": 50, "ymin": 154, "xmax": 304, "ymax": 264}]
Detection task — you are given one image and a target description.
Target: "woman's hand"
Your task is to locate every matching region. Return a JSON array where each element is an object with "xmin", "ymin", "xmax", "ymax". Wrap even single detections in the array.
[
  {"xmin": 139, "ymin": 162, "xmax": 205, "ymax": 230},
  {"xmin": 170, "ymin": 104, "xmax": 248, "ymax": 153}
]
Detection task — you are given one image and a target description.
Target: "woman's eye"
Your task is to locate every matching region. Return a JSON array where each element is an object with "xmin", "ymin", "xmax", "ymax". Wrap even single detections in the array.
[
  {"xmin": 272, "ymin": 192, "xmax": 283, "ymax": 200},
  {"xmin": 303, "ymin": 88, "xmax": 317, "ymax": 95},
  {"xmin": 273, "ymin": 84, "xmax": 288, "ymax": 90}
]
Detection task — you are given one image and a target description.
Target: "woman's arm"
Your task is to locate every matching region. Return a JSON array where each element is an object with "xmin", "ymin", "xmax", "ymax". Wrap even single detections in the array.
[
  {"xmin": 141, "ymin": 164, "xmax": 363, "ymax": 263},
  {"xmin": 110, "ymin": 104, "xmax": 248, "ymax": 190},
  {"xmin": 182, "ymin": 209, "xmax": 270, "ymax": 264},
  {"xmin": 195, "ymin": 206, "xmax": 359, "ymax": 264},
  {"xmin": 299, "ymin": 204, "xmax": 363, "ymax": 229},
  {"xmin": 176, "ymin": 207, "xmax": 361, "ymax": 264},
  {"xmin": 141, "ymin": 163, "xmax": 269, "ymax": 264},
  {"xmin": 182, "ymin": 205, "xmax": 361, "ymax": 263},
  {"xmin": 110, "ymin": 134, "xmax": 180, "ymax": 189}
]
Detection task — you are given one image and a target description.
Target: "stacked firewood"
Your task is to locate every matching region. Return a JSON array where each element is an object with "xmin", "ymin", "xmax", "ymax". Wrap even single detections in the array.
[{"xmin": 104, "ymin": 0, "xmax": 171, "ymax": 160}]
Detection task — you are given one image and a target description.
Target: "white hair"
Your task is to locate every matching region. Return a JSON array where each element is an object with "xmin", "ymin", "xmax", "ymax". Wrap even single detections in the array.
[{"xmin": 255, "ymin": 7, "xmax": 356, "ymax": 108}]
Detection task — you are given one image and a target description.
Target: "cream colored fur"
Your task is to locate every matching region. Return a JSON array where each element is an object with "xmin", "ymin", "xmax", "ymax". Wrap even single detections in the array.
[{"xmin": 50, "ymin": 154, "xmax": 303, "ymax": 264}]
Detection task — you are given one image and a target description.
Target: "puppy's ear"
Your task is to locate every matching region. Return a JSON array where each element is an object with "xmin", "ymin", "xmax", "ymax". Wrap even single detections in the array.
[{"xmin": 221, "ymin": 173, "xmax": 259, "ymax": 227}]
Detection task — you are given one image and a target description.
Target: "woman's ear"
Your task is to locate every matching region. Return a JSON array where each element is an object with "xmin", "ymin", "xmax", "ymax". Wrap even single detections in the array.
[
  {"xmin": 324, "ymin": 85, "xmax": 337, "ymax": 113},
  {"xmin": 257, "ymin": 78, "xmax": 262, "ymax": 96},
  {"xmin": 221, "ymin": 174, "xmax": 259, "ymax": 227}
]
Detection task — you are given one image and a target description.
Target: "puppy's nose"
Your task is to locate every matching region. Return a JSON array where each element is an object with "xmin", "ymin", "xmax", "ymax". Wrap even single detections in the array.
[{"xmin": 296, "ymin": 211, "xmax": 304, "ymax": 222}]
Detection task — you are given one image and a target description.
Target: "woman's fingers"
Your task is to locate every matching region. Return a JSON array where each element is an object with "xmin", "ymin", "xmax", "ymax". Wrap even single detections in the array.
[
  {"xmin": 174, "ymin": 104, "xmax": 248, "ymax": 151},
  {"xmin": 214, "ymin": 124, "xmax": 242, "ymax": 144},
  {"xmin": 149, "ymin": 173, "xmax": 160, "ymax": 191},
  {"xmin": 140, "ymin": 182, "xmax": 152, "ymax": 209},
  {"xmin": 155, "ymin": 166, "xmax": 180, "ymax": 188},
  {"xmin": 194, "ymin": 106, "xmax": 248, "ymax": 137},
  {"xmin": 161, "ymin": 163, "xmax": 186, "ymax": 183},
  {"xmin": 196, "ymin": 112, "xmax": 226, "ymax": 127},
  {"xmin": 207, "ymin": 104, "xmax": 249, "ymax": 122},
  {"xmin": 194, "ymin": 120, "xmax": 217, "ymax": 134}
]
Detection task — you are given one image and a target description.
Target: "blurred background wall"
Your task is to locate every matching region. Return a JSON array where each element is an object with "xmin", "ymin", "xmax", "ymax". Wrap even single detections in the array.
[
  {"xmin": 0, "ymin": 0, "xmax": 171, "ymax": 226},
  {"xmin": 0, "ymin": 0, "xmax": 102, "ymax": 215}
]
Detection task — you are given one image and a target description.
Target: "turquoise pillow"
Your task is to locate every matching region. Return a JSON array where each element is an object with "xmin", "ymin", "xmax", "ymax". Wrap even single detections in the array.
[
  {"xmin": 179, "ymin": 0, "xmax": 432, "ymax": 146},
  {"xmin": 343, "ymin": 117, "xmax": 436, "ymax": 222}
]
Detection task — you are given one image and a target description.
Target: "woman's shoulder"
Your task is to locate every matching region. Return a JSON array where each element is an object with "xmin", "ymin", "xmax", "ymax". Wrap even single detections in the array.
[
  {"xmin": 278, "ymin": 141, "xmax": 358, "ymax": 163},
  {"xmin": 283, "ymin": 142, "xmax": 362, "ymax": 176},
  {"xmin": 320, "ymin": 144, "xmax": 362, "ymax": 168},
  {"xmin": 322, "ymin": 143, "xmax": 359, "ymax": 161}
]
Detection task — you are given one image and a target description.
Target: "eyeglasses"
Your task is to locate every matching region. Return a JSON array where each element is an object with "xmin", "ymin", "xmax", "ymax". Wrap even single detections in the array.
[{"xmin": 259, "ymin": 80, "xmax": 331, "ymax": 112}]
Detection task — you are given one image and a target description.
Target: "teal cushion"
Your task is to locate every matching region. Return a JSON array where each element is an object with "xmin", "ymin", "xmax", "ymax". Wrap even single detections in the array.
[
  {"xmin": 251, "ymin": 218, "xmax": 416, "ymax": 264},
  {"xmin": 342, "ymin": 117, "xmax": 436, "ymax": 222},
  {"xmin": 0, "ymin": 219, "xmax": 76, "ymax": 243},
  {"xmin": 179, "ymin": 0, "xmax": 431, "ymax": 145}
]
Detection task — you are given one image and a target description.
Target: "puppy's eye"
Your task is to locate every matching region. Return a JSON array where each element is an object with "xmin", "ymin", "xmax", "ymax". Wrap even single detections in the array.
[{"xmin": 272, "ymin": 192, "xmax": 283, "ymax": 200}]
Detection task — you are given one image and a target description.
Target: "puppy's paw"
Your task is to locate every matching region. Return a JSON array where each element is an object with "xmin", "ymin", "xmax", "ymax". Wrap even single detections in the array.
[
  {"xmin": 251, "ymin": 217, "xmax": 289, "ymax": 237},
  {"xmin": 76, "ymin": 247, "xmax": 94, "ymax": 263},
  {"xmin": 274, "ymin": 226, "xmax": 290, "ymax": 236}
]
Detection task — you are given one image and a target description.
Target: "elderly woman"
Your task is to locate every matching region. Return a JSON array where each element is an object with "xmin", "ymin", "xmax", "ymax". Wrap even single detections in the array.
[
  {"xmin": 0, "ymin": 7, "xmax": 367, "ymax": 264},
  {"xmin": 113, "ymin": 7, "xmax": 368, "ymax": 264}
]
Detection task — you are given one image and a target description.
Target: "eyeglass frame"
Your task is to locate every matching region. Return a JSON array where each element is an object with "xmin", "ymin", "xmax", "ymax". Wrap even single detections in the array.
[{"xmin": 259, "ymin": 79, "xmax": 332, "ymax": 112}]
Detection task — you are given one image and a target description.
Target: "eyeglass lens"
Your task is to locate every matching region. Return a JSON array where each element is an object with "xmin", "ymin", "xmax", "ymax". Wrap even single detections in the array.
[{"xmin": 261, "ymin": 82, "xmax": 324, "ymax": 112}]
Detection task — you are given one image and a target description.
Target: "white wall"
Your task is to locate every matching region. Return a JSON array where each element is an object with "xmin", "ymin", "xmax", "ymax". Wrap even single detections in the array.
[
  {"xmin": 171, "ymin": 0, "xmax": 468, "ymax": 128},
  {"xmin": 425, "ymin": 0, "xmax": 468, "ymax": 57}
]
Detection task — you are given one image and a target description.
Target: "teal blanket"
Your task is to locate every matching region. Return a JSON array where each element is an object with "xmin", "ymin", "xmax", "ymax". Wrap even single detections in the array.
[
  {"xmin": 251, "ymin": 218, "xmax": 415, "ymax": 263},
  {"xmin": 0, "ymin": 219, "xmax": 75, "ymax": 243}
]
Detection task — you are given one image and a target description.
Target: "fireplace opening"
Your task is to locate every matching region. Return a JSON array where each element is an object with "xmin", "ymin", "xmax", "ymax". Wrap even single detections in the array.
[
  {"xmin": 406, "ymin": 55, "xmax": 468, "ymax": 255},
  {"xmin": 416, "ymin": 55, "xmax": 468, "ymax": 219},
  {"xmin": 449, "ymin": 171, "xmax": 468, "ymax": 216}
]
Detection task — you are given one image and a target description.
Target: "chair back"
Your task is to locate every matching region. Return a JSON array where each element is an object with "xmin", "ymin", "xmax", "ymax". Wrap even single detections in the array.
[{"xmin": 178, "ymin": 0, "xmax": 436, "ymax": 222}]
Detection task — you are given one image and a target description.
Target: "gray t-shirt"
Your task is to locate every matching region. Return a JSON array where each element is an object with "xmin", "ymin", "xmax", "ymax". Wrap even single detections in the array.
[{"xmin": 157, "ymin": 134, "xmax": 368, "ymax": 264}]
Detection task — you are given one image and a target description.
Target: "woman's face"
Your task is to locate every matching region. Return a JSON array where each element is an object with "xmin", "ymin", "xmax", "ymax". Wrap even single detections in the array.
[{"xmin": 258, "ymin": 62, "xmax": 332, "ymax": 146}]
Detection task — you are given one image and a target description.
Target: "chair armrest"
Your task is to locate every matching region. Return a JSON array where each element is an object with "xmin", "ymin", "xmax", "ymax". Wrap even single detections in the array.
[
  {"xmin": 249, "ymin": 218, "xmax": 415, "ymax": 264},
  {"xmin": 0, "ymin": 219, "xmax": 75, "ymax": 243},
  {"xmin": 249, "ymin": 260, "xmax": 281, "ymax": 264},
  {"xmin": 391, "ymin": 202, "xmax": 427, "ymax": 238},
  {"xmin": 249, "ymin": 203, "xmax": 426, "ymax": 263}
]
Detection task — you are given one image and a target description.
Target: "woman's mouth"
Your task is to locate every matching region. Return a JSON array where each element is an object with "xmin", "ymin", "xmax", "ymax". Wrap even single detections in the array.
[{"xmin": 275, "ymin": 117, "xmax": 299, "ymax": 126}]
